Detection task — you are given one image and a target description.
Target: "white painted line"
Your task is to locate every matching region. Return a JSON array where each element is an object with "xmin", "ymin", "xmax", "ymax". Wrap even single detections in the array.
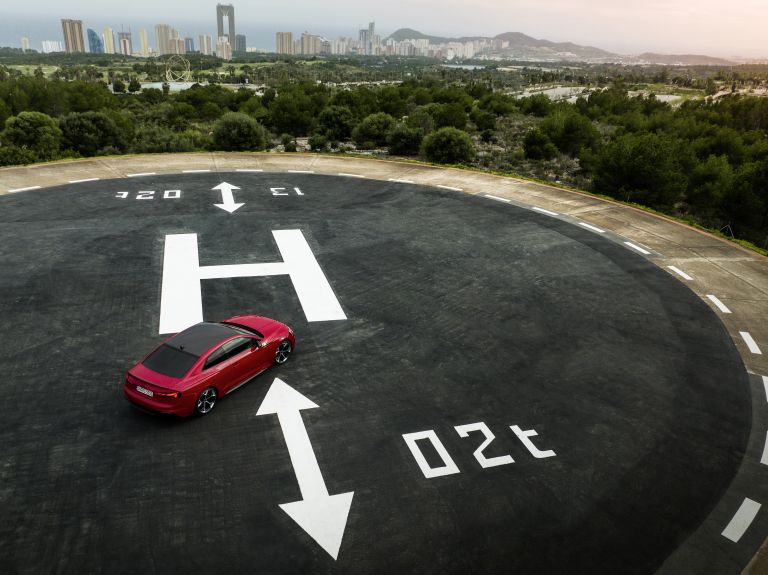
[
  {"xmin": 722, "ymin": 498, "xmax": 761, "ymax": 542},
  {"xmin": 437, "ymin": 184, "xmax": 463, "ymax": 191},
  {"xmin": 706, "ymin": 295, "xmax": 732, "ymax": 314},
  {"xmin": 127, "ymin": 172, "xmax": 156, "ymax": 177},
  {"xmin": 484, "ymin": 194, "xmax": 511, "ymax": 203},
  {"xmin": 182, "ymin": 169, "xmax": 211, "ymax": 173},
  {"xmin": 388, "ymin": 178, "xmax": 414, "ymax": 184},
  {"xmin": 68, "ymin": 177, "xmax": 100, "ymax": 184},
  {"xmin": 761, "ymin": 431, "xmax": 768, "ymax": 466},
  {"xmin": 668, "ymin": 266, "xmax": 693, "ymax": 281},
  {"xmin": 236, "ymin": 168, "xmax": 264, "ymax": 172},
  {"xmin": 624, "ymin": 242, "xmax": 652, "ymax": 255},
  {"xmin": 338, "ymin": 172, "xmax": 366, "ymax": 178},
  {"xmin": 763, "ymin": 376, "xmax": 768, "ymax": 402},
  {"xmin": 8, "ymin": 186, "xmax": 41, "ymax": 193},
  {"xmin": 532, "ymin": 207, "xmax": 558, "ymax": 216},
  {"xmin": 288, "ymin": 170, "xmax": 314, "ymax": 174},
  {"xmin": 578, "ymin": 222, "xmax": 606, "ymax": 234},
  {"xmin": 740, "ymin": 332, "xmax": 763, "ymax": 355}
]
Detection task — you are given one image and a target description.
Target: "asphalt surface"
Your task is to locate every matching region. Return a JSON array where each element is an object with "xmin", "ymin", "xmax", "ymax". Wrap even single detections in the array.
[{"xmin": 0, "ymin": 173, "xmax": 753, "ymax": 574}]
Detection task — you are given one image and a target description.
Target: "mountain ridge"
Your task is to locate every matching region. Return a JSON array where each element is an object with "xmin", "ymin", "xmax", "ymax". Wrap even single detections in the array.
[{"xmin": 385, "ymin": 28, "xmax": 736, "ymax": 65}]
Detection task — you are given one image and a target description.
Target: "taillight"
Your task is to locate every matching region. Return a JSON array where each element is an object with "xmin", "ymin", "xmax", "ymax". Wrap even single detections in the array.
[{"xmin": 154, "ymin": 390, "xmax": 182, "ymax": 399}]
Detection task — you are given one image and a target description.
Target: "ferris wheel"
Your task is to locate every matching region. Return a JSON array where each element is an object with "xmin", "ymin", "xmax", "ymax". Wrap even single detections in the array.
[{"xmin": 165, "ymin": 55, "xmax": 192, "ymax": 82}]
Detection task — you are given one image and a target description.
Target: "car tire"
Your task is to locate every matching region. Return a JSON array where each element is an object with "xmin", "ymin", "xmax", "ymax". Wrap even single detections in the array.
[
  {"xmin": 275, "ymin": 340, "xmax": 292, "ymax": 365},
  {"xmin": 195, "ymin": 387, "xmax": 217, "ymax": 416}
]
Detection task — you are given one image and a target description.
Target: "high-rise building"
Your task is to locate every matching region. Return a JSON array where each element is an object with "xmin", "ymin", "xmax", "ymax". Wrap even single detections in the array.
[
  {"xmin": 103, "ymin": 27, "xmax": 115, "ymax": 54},
  {"xmin": 139, "ymin": 29, "xmax": 149, "ymax": 57},
  {"xmin": 216, "ymin": 4, "xmax": 235, "ymax": 42},
  {"xmin": 41, "ymin": 40, "xmax": 64, "ymax": 53},
  {"xmin": 87, "ymin": 29, "xmax": 104, "ymax": 54},
  {"xmin": 155, "ymin": 24, "xmax": 184, "ymax": 55},
  {"xmin": 118, "ymin": 31, "xmax": 132, "ymax": 56},
  {"xmin": 20, "ymin": 37, "xmax": 30, "ymax": 52},
  {"xmin": 216, "ymin": 36, "xmax": 232, "ymax": 60},
  {"xmin": 61, "ymin": 19, "xmax": 85, "ymax": 53},
  {"xmin": 234, "ymin": 34, "xmax": 246, "ymax": 54},
  {"xmin": 199, "ymin": 34, "xmax": 213, "ymax": 56},
  {"xmin": 184, "ymin": 37, "xmax": 195, "ymax": 53},
  {"xmin": 276, "ymin": 32, "xmax": 293, "ymax": 55}
]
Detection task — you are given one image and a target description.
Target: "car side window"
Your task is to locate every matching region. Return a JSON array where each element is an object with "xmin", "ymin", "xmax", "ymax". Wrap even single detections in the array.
[
  {"xmin": 204, "ymin": 337, "xmax": 252, "ymax": 370},
  {"xmin": 204, "ymin": 345, "xmax": 228, "ymax": 370}
]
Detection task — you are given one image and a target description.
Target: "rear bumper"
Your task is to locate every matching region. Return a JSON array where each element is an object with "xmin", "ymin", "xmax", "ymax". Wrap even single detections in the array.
[{"xmin": 123, "ymin": 384, "xmax": 194, "ymax": 417}]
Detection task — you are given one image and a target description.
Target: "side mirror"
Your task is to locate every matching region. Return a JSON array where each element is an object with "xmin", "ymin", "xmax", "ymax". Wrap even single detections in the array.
[{"xmin": 252, "ymin": 339, "xmax": 262, "ymax": 348}]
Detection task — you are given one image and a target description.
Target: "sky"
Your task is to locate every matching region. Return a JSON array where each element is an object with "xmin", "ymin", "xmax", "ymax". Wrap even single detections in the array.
[{"xmin": 1, "ymin": 0, "xmax": 766, "ymax": 58}]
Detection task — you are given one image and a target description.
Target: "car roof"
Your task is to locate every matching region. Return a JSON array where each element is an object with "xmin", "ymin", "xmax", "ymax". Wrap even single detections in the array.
[{"xmin": 167, "ymin": 322, "xmax": 242, "ymax": 356}]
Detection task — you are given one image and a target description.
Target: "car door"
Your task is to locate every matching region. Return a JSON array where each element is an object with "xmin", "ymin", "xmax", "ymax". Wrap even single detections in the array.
[{"xmin": 202, "ymin": 337, "xmax": 252, "ymax": 394}]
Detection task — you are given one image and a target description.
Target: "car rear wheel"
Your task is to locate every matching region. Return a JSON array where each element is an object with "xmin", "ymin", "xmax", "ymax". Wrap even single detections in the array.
[
  {"xmin": 195, "ymin": 387, "xmax": 217, "ymax": 415},
  {"xmin": 275, "ymin": 340, "xmax": 292, "ymax": 365}
]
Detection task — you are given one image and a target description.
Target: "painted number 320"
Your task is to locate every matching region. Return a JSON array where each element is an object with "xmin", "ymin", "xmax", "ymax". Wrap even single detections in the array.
[{"xmin": 115, "ymin": 190, "xmax": 181, "ymax": 200}]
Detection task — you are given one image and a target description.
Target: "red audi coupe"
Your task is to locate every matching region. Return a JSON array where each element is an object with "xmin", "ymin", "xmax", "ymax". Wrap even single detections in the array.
[{"xmin": 124, "ymin": 315, "xmax": 295, "ymax": 416}]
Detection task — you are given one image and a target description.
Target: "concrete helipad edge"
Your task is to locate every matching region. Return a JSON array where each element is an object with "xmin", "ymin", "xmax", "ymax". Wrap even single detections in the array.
[{"xmin": 1, "ymin": 152, "xmax": 766, "ymax": 573}]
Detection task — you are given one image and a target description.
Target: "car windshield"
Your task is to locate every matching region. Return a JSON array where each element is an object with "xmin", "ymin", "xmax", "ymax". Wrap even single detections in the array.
[{"xmin": 142, "ymin": 344, "xmax": 200, "ymax": 378}]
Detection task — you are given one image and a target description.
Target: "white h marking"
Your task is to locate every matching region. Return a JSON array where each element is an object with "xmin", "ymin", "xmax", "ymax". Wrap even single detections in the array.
[{"xmin": 159, "ymin": 230, "xmax": 346, "ymax": 333}]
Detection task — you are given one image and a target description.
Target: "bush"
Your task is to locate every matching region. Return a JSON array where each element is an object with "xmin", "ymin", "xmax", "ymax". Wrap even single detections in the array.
[
  {"xmin": 524, "ymin": 129, "xmax": 558, "ymax": 160},
  {"xmin": 0, "ymin": 145, "xmax": 38, "ymax": 166},
  {"xmin": 420, "ymin": 127, "xmax": 475, "ymax": 164},
  {"xmin": 317, "ymin": 105, "xmax": 356, "ymax": 141},
  {"xmin": 388, "ymin": 123, "xmax": 422, "ymax": 156},
  {"xmin": 131, "ymin": 125, "xmax": 205, "ymax": 153},
  {"xmin": 1, "ymin": 111, "xmax": 62, "ymax": 160},
  {"xmin": 59, "ymin": 111, "xmax": 126, "ymax": 157},
  {"xmin": 212, "ymin": 112, "xmax": 267, "ymax": 151},
  {"xmin": 308, "ymin": 133, "xmax": 329, "ymax": 152},
  {"xmin": 352, "ymin": 112, "xmax": 395, "ymax": 148}
]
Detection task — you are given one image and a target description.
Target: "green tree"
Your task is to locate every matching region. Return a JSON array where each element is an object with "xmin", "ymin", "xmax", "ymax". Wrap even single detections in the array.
[
  {"xmin": 59, "ymin": 111, "xmax": 126, "ymax": 156},
  {"xmin": 470, "ymin": 108, "xmax": 496, "ymax": 131},
  {"xmin": 541, "ymin": 110, "xmax": 600, "ymax": 156},
  {"xmin": 128, "ymin": 77, "xmax": 141, "ymax": 93},
  {"xmin": 317, "ymin": 105, "xmax": 356, "ymax": 141},
  {"xmin": 352, "ymin": 112, "xmax": 395, "ymax": 148},
  {"xmin": 427, "ymin": 102, "xmax": 468, "ymax": 130},
  {"xmin": 212, "ymin": 112, "xmax": 266, "ymax": 151},
  {"xmin": 420, "ymin": 127, "xmax": 475, "ymax": 164},
  {"xmin": 593, "ymin": 132, "xmax": 688, "ymax": 208},
  {"xmin": 523, "ymin": 129, "xmax": 558, "ymax": 160},
  {"xmin": 388, "ymin": 122, "xmax": 422, "ymax": 156},
  {"xmin": 113, "ymin": 78, "xmax": 126, "ymax": 93},
  {"xmin": 1, "ymin": 111, "xmax": 62, "ymax": 160}
]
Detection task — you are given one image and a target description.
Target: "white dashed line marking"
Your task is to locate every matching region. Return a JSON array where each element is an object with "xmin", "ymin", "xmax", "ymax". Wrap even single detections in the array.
[
  {"xmin": 388, "ymin": 178, "xmax": 414, "ymax": 184},
  {"xmin": 68, "ymin": 178, "xmax": 100, "ymax": 184},
  {"xmin": 8, "ymin": 186, "xmax": 41, "ymax": 193},
  {"xmin": 288, "ymin": 170, "xmax": 314, "ymax": 174},
  {"xmin": 722, "ymin": 498, "xmax": 761, "ymax": 542},
  {"xmin": 668, "ymin": 266, "xmax": 693, "ymax": 281},
  {"xmin": 761, "ymin": 431, "xmax": 768, "ymax": 466},
  {"xmin": 236, "ymin": 169, "xmax": 264, "ymax": 172},
  {"xmin": 437, "ymin": 185, "xmax": 463, "ymax": 191},
  {"xmin": 624, "ymin": 242, "xmax": 652, "ymax": 255},
  {"xmin": 532, "ymin": 207, "xmax": 558, "ymax": 216},
  {"xmin": 740, "ymin": 332, "xmax": 763, "ymax": 355},
  {"xmin": 182, "ymin": 169, "xmax": 211, "ymax": 173},
  {"xmin": 484, "ymin": 194, "xmax": 511, "ymax": 203},
  {"xmin": 706, "ymin": 295, "xmax": 732, "ymax": 314},
  {"xmin": 127, "ymin": 172, "xmax": 156, "ymax": 177},
  {"xmin": 338, "ymin": 172, "xmax": 366, "ymax": 178},
  {"xmin": 578, "ymin": 222, "xmax": 606, "ymax": 234}
]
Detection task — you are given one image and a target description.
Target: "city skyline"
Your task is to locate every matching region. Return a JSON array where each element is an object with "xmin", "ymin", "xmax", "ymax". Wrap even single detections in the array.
[{"xmin": 1, "ymin": 0, "xmax": 767, "ymax": 58}]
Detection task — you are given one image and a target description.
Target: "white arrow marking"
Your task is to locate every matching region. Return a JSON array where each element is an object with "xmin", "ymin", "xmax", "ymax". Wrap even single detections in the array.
[
  {"xmin": 257, "ymin": 378, "xmax": 353, "ymax": 560},
  {"xmin": 212, "ymin": 181, "xmax": 244, "ymax": 213}
]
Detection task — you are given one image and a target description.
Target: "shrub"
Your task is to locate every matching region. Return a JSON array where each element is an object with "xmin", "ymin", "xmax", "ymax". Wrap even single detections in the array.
[
  {"xmin": 59, "ymin": 111, "xmax": 126, "ymax": 157},
  {"xmin": 1, "ymin": 111, "xmax": 62, "ymax": 160},
  {"xmin": 388, "ymin": 123, "xmax": 422, "ymax": 156},
  {"xmin": 524, "ymin": 129, "xmax": 558, "ymax": 160},
  {"xmin": 352, "ymin": 112, "xmax": 395, "ymax": 148},
  {"xmin": 212, "ymin": 112, "xmax": 267, "ymax": 151},
  {"xmin": 420, "ymin": 127, "xmax": 475, "ymax": 164}
]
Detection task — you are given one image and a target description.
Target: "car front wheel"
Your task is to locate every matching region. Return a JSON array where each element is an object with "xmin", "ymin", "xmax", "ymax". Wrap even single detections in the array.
[
  {"xmin": 195, "ymin": 387, "xmax": 217, "ymax": 415},
  {"xmin": 275, "ymin": 340, "xmax": 292, "ymax": 365}
]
